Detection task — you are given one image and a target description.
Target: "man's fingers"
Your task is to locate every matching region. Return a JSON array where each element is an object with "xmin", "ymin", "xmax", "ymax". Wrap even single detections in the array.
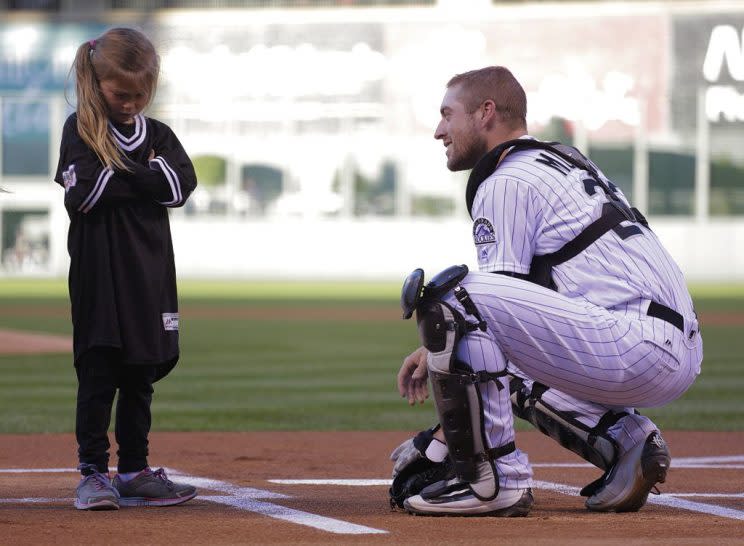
[
  {"xmin": 405, "ymin": 376, "xmax": 428, "ymax": 405},
  {"xmin": 410, "ymin": 363, "xmax": 428, "ymax": 403},
  {"xmin": 407, "ymin": 389, "xmax": 417, "ymax": 405},
  {"xmin": 412, "ymin": 365, "xmax": 427, "ymax": 381},
  {"xmin": 415, "ymin": 381, "xmax": 429, "ymax": 404},
  {"xmin": 398, "ymin": 356, "xmax": 419, "ymax": 397},
  {"xmin": 399, "ymin": 347, "xmax": 429, "ymax": 402},
  {"xmin": 397, "ymin": 365, "xmax": 409, "ymax": 397},
  {"xmin": 398, "ymin": 368, "xmax": 412, "ymax": 398}
]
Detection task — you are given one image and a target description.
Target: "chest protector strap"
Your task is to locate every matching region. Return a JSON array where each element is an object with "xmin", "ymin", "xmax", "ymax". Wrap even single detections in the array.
[{"xmin": 465, "ymin": 139, "xmax": 649, "ymax": 290}]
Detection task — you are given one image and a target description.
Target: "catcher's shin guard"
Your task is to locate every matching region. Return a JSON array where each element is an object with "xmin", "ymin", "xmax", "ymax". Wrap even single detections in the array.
[
  {"xmin": 417, "ymin": 299, "xmax": 511, "ymax": 500},
  {"xmin": 509, "ymin": 376, "xmax": 621, "ymax": 471}
]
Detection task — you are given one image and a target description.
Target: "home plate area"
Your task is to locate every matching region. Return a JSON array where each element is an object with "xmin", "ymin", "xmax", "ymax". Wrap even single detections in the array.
[{"xmin": 0, "ymin": 431, "xmax": 742, "ymax": 544}]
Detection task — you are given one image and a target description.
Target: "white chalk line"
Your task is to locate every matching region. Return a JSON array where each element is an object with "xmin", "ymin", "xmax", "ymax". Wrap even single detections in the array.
[
  {"xmin": 273, "ymin": 479, "xmax": 391, "ymax": 486},
  {"xmin": 527, "ymin": 480, "xmax": 744, "ymax": 521},
  {"xmin": 202, "ymin": 495, "xmax": 385, "ymax": 534},
  {"xmin": 0, "ymin": 468, "xmax": 386, "ymax": 535},
  {"xmin": 167, "ymin": 470, "xmax": 386, "ymax": 535},
  {"xmin": 4, "ymin": 455, "xmax": 743, "ymax": 526},
  {"xmin": 0, "ymin": 468, "xmax": 78, "ymax": 473},
  {"xmin": 3, "ymin": 455, "xmax": 743, "ymax": 474},
  {"xmin": 270, "ymin": 471, "xmax": 744, "ymax": 522}
]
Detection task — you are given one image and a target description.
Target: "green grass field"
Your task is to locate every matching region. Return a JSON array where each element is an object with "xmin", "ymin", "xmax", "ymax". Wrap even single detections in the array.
[{"xmin": 0, "ymin": 279, "xmax": 741, "ymax": 434}]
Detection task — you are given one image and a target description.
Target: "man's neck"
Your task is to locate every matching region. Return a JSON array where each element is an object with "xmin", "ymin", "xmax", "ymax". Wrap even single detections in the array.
[
  {"xmin": 487, "ymin": 129, "xmax": 528, "ymax": 152},
  {"xmin": 489, "ymin": 130, "xmax": 529, "ymax": 164}
]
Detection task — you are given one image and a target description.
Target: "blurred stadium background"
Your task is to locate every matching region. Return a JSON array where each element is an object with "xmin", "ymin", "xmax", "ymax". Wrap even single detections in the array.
[
  {"xmin": 0, "ymin": 0, "xmax": 743, "ymax": 281},
  {"xmin": 0, "ymin": 1, "xmax": 742, "ymax": 436}
]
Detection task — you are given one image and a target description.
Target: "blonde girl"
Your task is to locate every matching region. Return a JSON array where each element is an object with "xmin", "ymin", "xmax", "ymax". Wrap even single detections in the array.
[{"xmin": 54, "ymin": 27, "xmax": 197, "ymax": 511}]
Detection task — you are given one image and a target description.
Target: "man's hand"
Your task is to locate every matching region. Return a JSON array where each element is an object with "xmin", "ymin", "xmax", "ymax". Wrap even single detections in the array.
[{"xmin": 398, "ymin": 346, "xmax": 429, "ymax": 405}]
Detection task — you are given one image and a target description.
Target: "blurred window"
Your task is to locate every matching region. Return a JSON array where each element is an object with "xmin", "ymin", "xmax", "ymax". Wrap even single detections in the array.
[
  {"xmin": 587, "ymin": 145, "xmax": 634, "ymax": 203},
  {"xmin": 242, "ymin": 164, "xmax": 283, "ymax": 215},
  {"xmin": 411, "ymin": 195, "xmax": 455, "ymax": 217},
  {"xmin": 710, "ymin": 155, "xmax": 744, "ymax": 216},
  {"xmin": 7, "ymin": 0, "xmax": 59, "ymax": 9},
  {"xmin": 332, "ymin": 160, "xmax": 396, "ymax": 216},
  {"xmin": 1, "ymin": 209, "xmax": 50, "ymax": 274},
  {"xmin": 648, "ymin": 150, "xmax": 695, "ymax": 216},
  {"xmin": 111, "ymin": 0, "xmax": 433, "ymax": 8},
  {"xmin": 192, "ymin": 155, "xmax": 227, "ymax": 187},
  {"xmin": 2, "ymin": 100, "xmax": 50, "ymax": 177}
]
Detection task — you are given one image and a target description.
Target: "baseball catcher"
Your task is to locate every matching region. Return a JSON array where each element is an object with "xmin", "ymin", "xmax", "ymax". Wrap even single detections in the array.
[{"xmin": 390, "ymin": 66, "xmax": 701, "ymax": 517}]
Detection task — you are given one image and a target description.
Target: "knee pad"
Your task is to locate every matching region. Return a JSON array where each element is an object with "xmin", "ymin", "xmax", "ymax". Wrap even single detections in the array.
[{"xmin": 416, "ymin": 299, "xmax": 465, "ymax": 372}]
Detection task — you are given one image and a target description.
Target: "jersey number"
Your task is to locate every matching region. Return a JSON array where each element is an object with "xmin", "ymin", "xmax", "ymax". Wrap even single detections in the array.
[
  {"xmin": 536, "ymin": 151, "xmax": 643, "ymax": 241},
  {"xmin": 582, "ymin": 178, "xmax": 642, "ymax": 240}
]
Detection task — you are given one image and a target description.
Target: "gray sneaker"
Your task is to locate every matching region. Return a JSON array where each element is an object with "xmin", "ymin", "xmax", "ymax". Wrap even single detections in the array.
[
  {"xmin": 74, "ymin": 471, "xmax": 120, "ymax": 511},
  {"xmin": 112, "ymin": 467, "xmax": 197, "ymax": 507}
]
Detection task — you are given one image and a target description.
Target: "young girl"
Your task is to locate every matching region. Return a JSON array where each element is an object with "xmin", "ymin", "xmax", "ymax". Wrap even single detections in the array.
[{"xmin": 54, "ymin": 27, "xmax": 198, "ymax": 510}]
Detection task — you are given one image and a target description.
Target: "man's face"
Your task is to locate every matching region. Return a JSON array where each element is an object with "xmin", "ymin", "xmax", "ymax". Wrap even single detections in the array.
[{"xmin": 434, "ymin": 84, "xmax": 487, "ymax": 171}]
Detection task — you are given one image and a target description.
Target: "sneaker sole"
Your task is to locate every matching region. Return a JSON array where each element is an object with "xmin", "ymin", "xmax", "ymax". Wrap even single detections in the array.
[
  {"xmin": 119, "ymin": 491, "xmax": 197, "ymax": 507},
  {"xmin": 586, "ymin": 436, "xmax": 669, "ymax": 513},
  {"xmin": 74, "ymin": 499, "xmax": 119, "ymax": 511},
  {"xmin": 405, "ymin": 490, "xmax": 533, "ymax": 517}
]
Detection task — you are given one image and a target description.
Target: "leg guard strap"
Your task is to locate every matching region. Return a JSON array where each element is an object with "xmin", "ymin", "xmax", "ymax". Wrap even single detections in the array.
[
  {"xmin": 510, "ymin": 376, "xmax": 623, "ymax": 470},
  {"xmin": 483, "ymin": 441, "xmax": 516, "ymax": 462}
]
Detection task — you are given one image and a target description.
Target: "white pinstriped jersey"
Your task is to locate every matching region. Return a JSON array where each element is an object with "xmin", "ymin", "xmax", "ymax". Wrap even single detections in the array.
[
  {"xmin": 470, "ymin": 137, "xmax": 695, "ymax": 324},
  {"xmin": 438, "ymin": 137, "xmax": 703, "ymax": 490}
]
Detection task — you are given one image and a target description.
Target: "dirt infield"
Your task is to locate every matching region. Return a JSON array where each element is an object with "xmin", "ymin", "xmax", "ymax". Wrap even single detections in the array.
[
  {"xmin": 1, "ymin": 431, "xmax": 742, "ymax": 545},
  {"xmin": 0, "ymin": 328, "xmax": 71, "ymax": 354}
]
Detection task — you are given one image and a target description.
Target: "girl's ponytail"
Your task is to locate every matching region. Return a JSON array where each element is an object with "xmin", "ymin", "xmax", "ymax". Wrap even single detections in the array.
[{"xmin": 73, "ymin": 39, "xmax": 129, "ymax": 171}]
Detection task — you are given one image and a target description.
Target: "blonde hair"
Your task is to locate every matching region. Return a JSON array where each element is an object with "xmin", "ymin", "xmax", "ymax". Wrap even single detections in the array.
[
  {"xmin": 448, "ymin": 66, "xmax": 527, "ymax": 130},
  {"xmin": 71, "ymin": 27, "xmax": 160, "ymax": 171}
]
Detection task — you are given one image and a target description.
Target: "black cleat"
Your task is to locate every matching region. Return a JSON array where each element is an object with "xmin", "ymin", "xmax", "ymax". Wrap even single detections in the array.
[{"xmin": 585, "ymin": 431, "xmax": 670, "ymax": 512}]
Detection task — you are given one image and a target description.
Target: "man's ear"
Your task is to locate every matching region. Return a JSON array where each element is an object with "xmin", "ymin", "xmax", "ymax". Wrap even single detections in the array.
[{"xmin": 479, "ymin": 99, "xmax": 498, "ymax": 128}]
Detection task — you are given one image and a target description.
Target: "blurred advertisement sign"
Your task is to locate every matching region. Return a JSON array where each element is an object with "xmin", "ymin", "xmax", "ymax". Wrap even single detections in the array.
[
  {"xmin": 703, "ymin": 24, "xmax": 744, "ymax": 123},
  {"xmin": 673, "ymin": 13, "xmax": 744, "ymax": 130},
  {"xmin": 0, "ymin": 23, "xmax": 104, "ymax": 92}
]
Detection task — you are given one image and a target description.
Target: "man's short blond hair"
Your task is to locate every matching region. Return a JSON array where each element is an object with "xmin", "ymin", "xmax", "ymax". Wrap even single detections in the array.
[{"xmin": 447, "ymin": 66, "xmax": 527, "ymax": 130}]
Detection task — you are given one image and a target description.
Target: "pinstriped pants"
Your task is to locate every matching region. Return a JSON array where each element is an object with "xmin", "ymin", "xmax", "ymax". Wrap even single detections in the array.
[{"xmin": 440, "ymin": 272, "xmax": 703, "ymax": 489}]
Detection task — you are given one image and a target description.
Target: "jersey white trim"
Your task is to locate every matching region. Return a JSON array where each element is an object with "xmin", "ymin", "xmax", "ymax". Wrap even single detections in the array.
[
  {"xmin": 109, "ymin": 114, "xmax": 147, "ymax": 152},
  {"xmin": 149, "ymin": 156, "xmax": 182, "ymax": 206},
  {"xmin": 78, "ymin": 167, "xmax": 114, "ymax": 213}
]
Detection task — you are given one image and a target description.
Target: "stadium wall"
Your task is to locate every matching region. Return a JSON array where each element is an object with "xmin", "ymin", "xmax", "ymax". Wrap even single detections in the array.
[{"xmin": 2, "ymin": 1, "xmax": 744, "ymax": 281}]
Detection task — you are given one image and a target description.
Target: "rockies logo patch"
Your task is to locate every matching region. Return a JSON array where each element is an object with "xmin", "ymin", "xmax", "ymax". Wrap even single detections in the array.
[
  {"xmin": 62, "ymin": 164, "xmax": 77, "ymax": 193},
  {"xmin": 473, "ymin": 217, "xmax": 496, "ymax": 245}
]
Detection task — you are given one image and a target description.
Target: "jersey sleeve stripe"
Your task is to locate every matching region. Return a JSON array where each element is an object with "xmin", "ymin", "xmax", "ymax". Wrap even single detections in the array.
[
  {"xmin": 151, "ymin": 156, "xmax": 182, "ymax": 206},
  {"xmin": 78, "ymin": 168, "xmax": 114, "ymax": 213}
]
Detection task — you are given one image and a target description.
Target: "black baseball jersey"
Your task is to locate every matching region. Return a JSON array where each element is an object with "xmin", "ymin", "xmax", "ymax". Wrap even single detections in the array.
[{"xmin": 54, "ymin": 113, "xmax": 197, "ymax": 369}]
